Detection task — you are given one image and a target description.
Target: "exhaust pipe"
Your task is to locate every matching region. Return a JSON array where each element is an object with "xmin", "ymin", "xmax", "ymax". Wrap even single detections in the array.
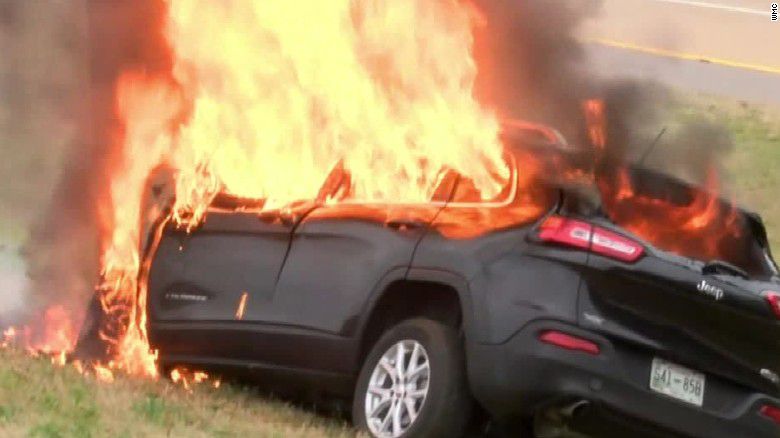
[
  {"xmin": 559, "ymin": 399, "xmax": 591, "ymax": 419},
  {"xmin": 535, "ymin": 400, "xmax": 593, "ymax": 438}
]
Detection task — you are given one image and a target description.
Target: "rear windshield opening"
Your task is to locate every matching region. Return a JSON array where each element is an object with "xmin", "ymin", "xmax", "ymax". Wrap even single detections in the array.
[{"xmin": 599, "ymin": 167, "xmax": 778, "ymax": 279}]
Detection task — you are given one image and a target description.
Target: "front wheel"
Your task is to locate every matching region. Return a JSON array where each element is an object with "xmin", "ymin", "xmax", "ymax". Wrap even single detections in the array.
[{"xmin": 352, "ymin": 318, "xmax": 473, "ymax": 438}]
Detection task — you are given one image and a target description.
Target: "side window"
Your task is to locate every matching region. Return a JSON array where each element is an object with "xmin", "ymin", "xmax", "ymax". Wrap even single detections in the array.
[{"xmin": 315, "ymin": 157, "xmax": 515, "ymax": 205}]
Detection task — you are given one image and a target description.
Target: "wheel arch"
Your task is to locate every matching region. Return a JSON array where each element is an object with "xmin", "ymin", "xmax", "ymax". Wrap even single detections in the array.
[{"xmin": 355, "ymin": 268, "xmax": 473, "ymax": 368}]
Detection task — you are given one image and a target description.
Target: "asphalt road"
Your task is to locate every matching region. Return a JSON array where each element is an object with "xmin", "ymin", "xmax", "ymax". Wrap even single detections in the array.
[{"xmin": 583, "ymin": 0, "xmax": 780, "ymax": 104}]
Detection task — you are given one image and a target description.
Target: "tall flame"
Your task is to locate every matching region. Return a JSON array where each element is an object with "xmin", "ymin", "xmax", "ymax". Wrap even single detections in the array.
[
  {"xmin": 167, "ymin": 0, "xmax": 507, "ymax": 224},
  {"xmin": 92, "ymin": 0, "xmax": 508, "ymax": 376},
  {"xmin": 95, "ymin": 74, "xmax": 182, "ymax": 377}
]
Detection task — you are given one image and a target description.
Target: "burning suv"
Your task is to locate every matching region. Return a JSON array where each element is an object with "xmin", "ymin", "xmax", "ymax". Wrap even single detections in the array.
[{"xmin": 136, "ymin": 122, "xmax": 780, "ymax": 437}]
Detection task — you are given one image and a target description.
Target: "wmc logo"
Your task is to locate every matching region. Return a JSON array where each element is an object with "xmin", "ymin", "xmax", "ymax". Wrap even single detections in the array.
[
  {"xmin": 697, "ymin": 280, "xmax": 725, "ymax": 301},
  {"xmin": 773, "ymin": 3, "xmax": 778, "ymax": 21}
]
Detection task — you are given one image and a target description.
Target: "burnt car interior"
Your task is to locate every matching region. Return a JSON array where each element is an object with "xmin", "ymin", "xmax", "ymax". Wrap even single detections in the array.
[{"xmin": 603, "ymin": 166, "xmax": 779, "ymax": 279}]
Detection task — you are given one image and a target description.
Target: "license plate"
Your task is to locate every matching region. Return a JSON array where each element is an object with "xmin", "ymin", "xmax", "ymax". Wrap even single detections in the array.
[{"xmin": 649, "ymin": 358, "xmax": 705, "ymax": 407}]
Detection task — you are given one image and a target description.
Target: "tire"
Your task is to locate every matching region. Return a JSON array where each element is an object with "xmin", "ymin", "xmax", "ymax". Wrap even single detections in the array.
[{"xmin": 353, "ymin": 318, "xmax": 473, "ymax": 438}]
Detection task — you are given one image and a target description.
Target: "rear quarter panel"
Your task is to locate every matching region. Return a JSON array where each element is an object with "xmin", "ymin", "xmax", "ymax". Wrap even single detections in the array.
[
  {"xmin": 578, "ymin": 252, "xmax": 780, "ymax": 393},
  {"xmin": 412, "ymin": 224, "xmax": 588, "ymax": 344}
]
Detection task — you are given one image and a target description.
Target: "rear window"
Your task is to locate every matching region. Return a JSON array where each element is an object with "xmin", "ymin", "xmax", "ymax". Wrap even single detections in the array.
[{"xmin": 600, "ymin": 167, "xmax": 778, "ymax": 278}]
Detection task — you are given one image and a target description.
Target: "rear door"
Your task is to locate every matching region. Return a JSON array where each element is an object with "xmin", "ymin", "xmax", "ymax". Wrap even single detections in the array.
[
  {"xmin": 240, "ymin": 203, "xmax": 441, "ymax": 374},
  {"xmin": 148, "ymin": 204, "xmax": 311, "ymax": 361}
]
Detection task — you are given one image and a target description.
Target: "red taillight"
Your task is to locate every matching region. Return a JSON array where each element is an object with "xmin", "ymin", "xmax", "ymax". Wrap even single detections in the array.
[
  {"xmin": 538, "ymin": 215, "xmax": 644, "ymax": 263},
  {"xmin": 539, "ymin": 330, "xmax": 601, "ymax": 355},
  {"xmin": 764, "ymin": 291, "xmax": 780, "ymax": 318},
  {"xmin": 760, "ymin": 404, "xmax": 780, "ymax": 425}
]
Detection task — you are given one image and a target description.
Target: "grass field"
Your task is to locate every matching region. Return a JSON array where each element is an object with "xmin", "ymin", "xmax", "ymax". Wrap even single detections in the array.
[
  {"xmin": 0, "ymin": 349, "xmax": 358, "ymax": 437},
  {"xmin": 0, "ymin": 93, "xmax": 778, "ymax": 437}
]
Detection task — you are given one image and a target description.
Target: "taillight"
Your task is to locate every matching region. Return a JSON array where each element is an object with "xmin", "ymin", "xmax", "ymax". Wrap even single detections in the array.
[
  {"xmin": 538, "ymin": 215, "xmax": 644, "ymax": 263},
  {"xmin": 764, "ymin": 291, "xmax": 780, "ymax": 318},
  {"xmin": 760, "ymin": 404, "xmax": 780, "ymax": 425},
  {"xmin": 539, "ymin": 330, "xmax": 601, "ymax": 355}
]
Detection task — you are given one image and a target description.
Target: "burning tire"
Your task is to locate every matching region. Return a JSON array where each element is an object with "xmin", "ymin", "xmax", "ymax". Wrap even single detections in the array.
[{"xmin": 352, "ymin": 318, "xmax": 472, "ymax": 438}]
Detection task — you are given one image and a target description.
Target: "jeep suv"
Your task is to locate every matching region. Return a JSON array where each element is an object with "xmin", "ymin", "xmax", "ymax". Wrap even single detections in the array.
[{"xmin": 141, "ymin": 123, "xmax": 780, "ymax": 437}]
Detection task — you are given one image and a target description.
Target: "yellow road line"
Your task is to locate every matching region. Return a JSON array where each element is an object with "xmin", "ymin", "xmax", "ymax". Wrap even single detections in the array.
[{"xmin": 589, "ymin": 38, "xmax": 780, "ymax": 76}]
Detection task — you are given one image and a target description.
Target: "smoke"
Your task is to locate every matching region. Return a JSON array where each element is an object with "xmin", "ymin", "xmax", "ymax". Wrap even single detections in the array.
[
  {"xmin": 0, "ymin": 1, "xmax": 171, "ymax": 332},
  {"xmin": 468, "ymin": 0, "xmax": 751, "ymax": 271},
  {"xmin": 472, "ymin": 0, "xmax": 599, "ymax": 142},
  {"xmin": 0, "ymin": 2, "xmax": 88, "ymax": 324},
  {"xmin": 471, "ymin": 0, "xmax": 734, "ymax": 184}
]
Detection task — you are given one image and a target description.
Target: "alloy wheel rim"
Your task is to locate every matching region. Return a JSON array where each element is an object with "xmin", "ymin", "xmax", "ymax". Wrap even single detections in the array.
[{"xmin": 365, "ymin": 340, "xmax": 430, "ymax": 437}]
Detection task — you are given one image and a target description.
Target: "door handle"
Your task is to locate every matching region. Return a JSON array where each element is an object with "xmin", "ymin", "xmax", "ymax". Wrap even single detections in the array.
[
  {"xmin": 279, "ymin": 213, "xmax": 297, "ymax": 227},
  {"xmin": 386, "ymin": 219, "xmax": 426, "ymax": 231},
  {"xmin": 257, "ymin": 212, "xmax": 278, "ymax": 224},
  {"xmin": 257, "ymin": 211, "xmax": 296, "ymax": 227}
]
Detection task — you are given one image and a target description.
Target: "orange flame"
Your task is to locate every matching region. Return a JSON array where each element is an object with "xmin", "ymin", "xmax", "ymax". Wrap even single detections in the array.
[
  {"xmin": 94, "ymin": 364, "xmax": 115, "ymax": 383},
  {"xmin": 579, "ymin": 98, "xmax": 744, "ymax": 266},
  {"xmin": 83, "ymin": 0, "xmax": 511, "ymax": 377},
  {"xmin": 599, "ymin": 153, "xmax": 743, "ymax": 264},
  {"xmin": 2, "ymin": 327, "xmax": 16, "ymax": 348},
  {"xmin": 164, "ymin": 0, "xmax": 507, "ymax": 224},
  {"xmin": 170, "ymin": 367, "xmax": 214, "ymax": 391},
  {"xmin": 583, "ymin": 99, "xmax": 606, "ymax": 151},
  {"xmin": 31, "ymin": 306, "xmax": 76, "ymax": 354},
  {"xmin": 235, "ymin": 292, "xmax": 248, "ymax": 321},
  {"xmin": 0, "ymin": 0, "xmax": 513, "ymax": 384}
]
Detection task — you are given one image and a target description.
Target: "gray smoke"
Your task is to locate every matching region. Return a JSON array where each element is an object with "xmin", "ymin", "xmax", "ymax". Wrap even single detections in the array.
[
  {"xmin": 1, "ymin": 0, "xmax": 171, "ymax": 331},
  {"xmin": 471, "ymin": 0, "xmax": 734, "ymax": 182},
  {"xmin": 0, "ymin": 2, "xmax": 90, "ymax": 324}
]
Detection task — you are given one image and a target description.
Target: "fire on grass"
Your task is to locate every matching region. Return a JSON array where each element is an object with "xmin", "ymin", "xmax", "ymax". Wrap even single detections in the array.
[{"xmin": 0, "ymin": 316, "xmax": 219, "ymax": 389}]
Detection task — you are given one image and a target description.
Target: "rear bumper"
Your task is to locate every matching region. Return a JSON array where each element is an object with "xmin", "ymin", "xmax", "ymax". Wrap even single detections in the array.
[{"xmin": 467, "ymin": 320, "xmax": 780, "ymax": 438}]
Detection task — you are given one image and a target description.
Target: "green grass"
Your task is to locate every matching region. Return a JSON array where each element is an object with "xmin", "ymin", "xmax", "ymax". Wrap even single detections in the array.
[{"xmin": 0, "ymin": 349, "xmax": 358, "ymax": 437}]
